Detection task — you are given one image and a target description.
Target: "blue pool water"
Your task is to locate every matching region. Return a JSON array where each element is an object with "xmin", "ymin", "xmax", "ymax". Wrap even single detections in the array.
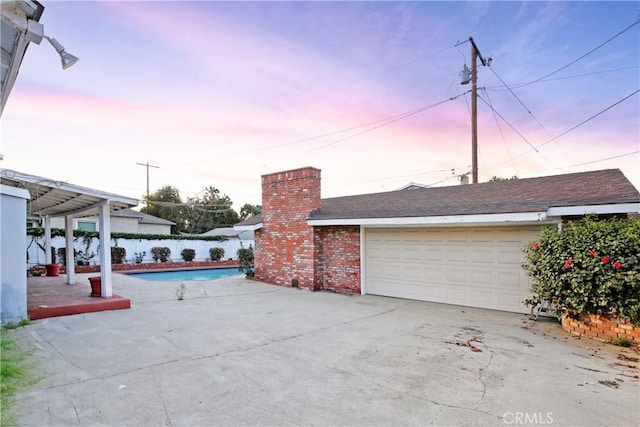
[{"xmin": 130, "ymin": 268, "xmax": 242, "ymax": 281}]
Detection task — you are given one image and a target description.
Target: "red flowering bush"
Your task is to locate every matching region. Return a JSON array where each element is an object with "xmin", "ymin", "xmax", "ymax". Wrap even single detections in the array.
[{"xmin": 523, "ymin": 216, "xmax": 640, "ymax": 325}]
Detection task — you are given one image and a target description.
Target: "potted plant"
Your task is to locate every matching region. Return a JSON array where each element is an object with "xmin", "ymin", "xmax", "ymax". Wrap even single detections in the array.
[
  {"xmin": 88, "ymin": 276, "xmax": 101, "ymax": 297},
  {"xmin": 45, "ymin": 263, "xmax": 61, "ymax": 276}
]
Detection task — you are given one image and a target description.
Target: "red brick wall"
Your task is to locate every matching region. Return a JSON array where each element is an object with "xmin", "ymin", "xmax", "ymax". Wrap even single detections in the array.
[
  {"xmin": 314, "ymin": 226, "xmax": 361, "ymax": 294},
  {"xmin": 254, "ymin": 167, "xmax": 321, "ymax": 290},
  {"xmin": 562, "ymin": 314, "xmax": 640, "ymax": 346},
  {"xmin": 70, "ymin": 259, "xmax": 238, "ymax": 274}
]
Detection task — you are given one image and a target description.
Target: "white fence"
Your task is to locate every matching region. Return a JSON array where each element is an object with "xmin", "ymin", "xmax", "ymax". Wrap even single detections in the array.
[{"xmin": 26, "ymin": 234, "xmax": 252, "ymax": 267}]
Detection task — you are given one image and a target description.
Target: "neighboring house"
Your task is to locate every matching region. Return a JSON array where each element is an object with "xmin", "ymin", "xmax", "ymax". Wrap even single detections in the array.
[
  {"xmin": 235, "ymin": 167, "xmax": 640, "ymax": 314},
  {"xmin": 202, "ymin": 227, "xmax": 255, "ymax": 243},
  {"xmin": 49, "ymin": 209, "xmax": 175, "ymax": 235}
]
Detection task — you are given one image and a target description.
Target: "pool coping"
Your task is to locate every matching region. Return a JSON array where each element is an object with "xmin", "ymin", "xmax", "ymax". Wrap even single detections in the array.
[{"xmin": 120, "ymin": 265, "xmax": 241, "ymax": 275}]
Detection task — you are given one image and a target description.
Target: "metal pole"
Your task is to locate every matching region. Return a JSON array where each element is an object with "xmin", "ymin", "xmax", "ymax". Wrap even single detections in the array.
[{"xmin": 471, "ymin": 45, "xmax": 478, "ymax": 184}]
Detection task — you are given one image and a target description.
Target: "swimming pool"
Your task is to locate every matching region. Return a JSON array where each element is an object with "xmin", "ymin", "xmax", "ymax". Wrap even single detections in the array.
[{"xmin": 129, "ymin": 268, "xmax": 242, "ymax": 281}]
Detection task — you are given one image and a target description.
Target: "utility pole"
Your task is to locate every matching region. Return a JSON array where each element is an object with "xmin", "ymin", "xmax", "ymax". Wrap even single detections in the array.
[
  {"xmin": 461, "ymin": 37, "xmax": 490, "ymax": 184},
  {"xmin": 136, "ymin": 161, "xmax": 159, "ymax": 206}
]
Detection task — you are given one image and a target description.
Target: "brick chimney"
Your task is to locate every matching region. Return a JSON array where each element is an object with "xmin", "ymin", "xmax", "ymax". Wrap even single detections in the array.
[{"xmin": 255, "ymin": 167, "xmax": 321, "ymax": 290}]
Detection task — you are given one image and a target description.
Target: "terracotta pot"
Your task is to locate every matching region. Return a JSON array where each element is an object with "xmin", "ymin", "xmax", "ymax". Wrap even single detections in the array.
[
  {"xmin": 45, "ymin": 264, "xmax": 61, "ymax": 276},
  {"xmin": 88, "ymin": 276, "xmax": 102, "ymax": 297}
]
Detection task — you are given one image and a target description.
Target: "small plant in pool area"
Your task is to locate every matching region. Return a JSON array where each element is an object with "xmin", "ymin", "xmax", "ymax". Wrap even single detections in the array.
[
  {"xmin": 181, "ymin": 248, "xmax": 196, "ymax": 262},
  {"xmin": 237, "ymin": 244, "xmax": 254, "ymax": 278},
  {"xmin": 175, "ymin": 283, "xmax": 187, "ymax": 300},
  {"xmin": 132, "ymin": 251, "xmax": 146, "ymax": 264},
  {"xmin": 151, "ymin": 247, "xmax": 171, "ymax": 263},
  {"xmin": 209, "ymin": 247, "xmax": 225, "ymax": 261}
]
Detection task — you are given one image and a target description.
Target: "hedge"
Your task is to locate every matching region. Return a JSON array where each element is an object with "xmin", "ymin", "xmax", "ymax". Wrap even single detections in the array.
[{"xmin": 523, "ymin": 217, "xmax": 640, "ymax": 325}]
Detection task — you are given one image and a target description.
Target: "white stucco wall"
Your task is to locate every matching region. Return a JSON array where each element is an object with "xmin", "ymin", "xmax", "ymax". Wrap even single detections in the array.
[
  {"xmin": 27, "ymin": 234, "xmax": 254, "ymax": 266},
  {"xmin": 1, "ymin": 185, "xmax": 30, "ymax": 324}
]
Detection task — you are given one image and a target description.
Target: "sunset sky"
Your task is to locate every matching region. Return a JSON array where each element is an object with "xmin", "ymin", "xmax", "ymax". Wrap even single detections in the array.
[{"xmin": 1, "ymin": 1, "xmax": 638, "ymax": 210}]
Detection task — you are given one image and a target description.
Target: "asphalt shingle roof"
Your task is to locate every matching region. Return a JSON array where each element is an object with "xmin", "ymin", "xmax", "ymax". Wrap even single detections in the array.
[{"xmin": 235, "ymin": 169, "xmax": 639, "ymax": 225}]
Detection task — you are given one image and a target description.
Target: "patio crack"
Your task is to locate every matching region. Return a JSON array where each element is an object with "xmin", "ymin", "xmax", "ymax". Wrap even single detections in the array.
[
  {"xmin": 186, "ymin": 305, "xmax": 405, "ymax": 362},
  {"xmin": 318, "ymin": 361, "xmax": 499, "ymax": 420},
  {"xmin": 152, "ymin": 367, "xmax": 173, "ymax": 426},
  {"xmin": 27, "ymin": 328, "xmax": 87, "ymax": 373},
  {"xmin": 34, "ymin": 306, "xmax": 405, "ymax": 390},
  {"xmin": 475, "ymin": 350, "xmax": 495, "ymax": 407}
]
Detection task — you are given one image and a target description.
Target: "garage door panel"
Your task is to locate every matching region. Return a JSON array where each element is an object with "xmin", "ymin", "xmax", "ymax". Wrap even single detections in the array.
[
  {"xmin": 445, "ymin": 287, "xmax": 467, "ymax": 303},
  {"xmin": 471, "ymin": 290, "xmax": 493, "ymax": 305},
  {"xmin": 471, "ymin": 270, "xmax": 493, "ymax": 286},
  {"xmin": 365, "ymin": 226, "xmax": 540, "ymax": 313},
  {"xmin": 445, "ymin": 269, "xmax": 468, "ymax": 283}
]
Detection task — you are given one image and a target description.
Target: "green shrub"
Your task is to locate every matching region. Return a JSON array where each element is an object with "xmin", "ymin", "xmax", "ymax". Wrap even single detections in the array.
[
  {"xmin": 609, "ymin": 336, "xmax": 632, "ymax": 347},
  {"xmin": 181, "ymin": 248, "xmax": 196, "ymax": 262},
  {"xmin": 209, "ymin": 247, "xmax": 225, "ymax": 261},
  {"xmin": 237, "ymin": 245, "xmax": 254, "ymax": 276},
  {"xmin": 111, "ymin": 246, "xmax": 127, "ymax": 264},
  {"xmin": 151, "ymin": 247, "xmax": 171, "ymax": 263},
  {"xmin": 523, "ymin": 217, "xmax": 640, "ymax": 325}
]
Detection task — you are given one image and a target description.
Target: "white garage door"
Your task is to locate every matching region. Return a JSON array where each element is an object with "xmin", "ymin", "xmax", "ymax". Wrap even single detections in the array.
[{"xmin": 364, "ymin": 226, "xmax": 541, "ymax": 313}]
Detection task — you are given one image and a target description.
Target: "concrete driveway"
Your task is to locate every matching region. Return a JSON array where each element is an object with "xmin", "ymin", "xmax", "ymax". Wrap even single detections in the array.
[{"xmin": 13, "ymin": 273, "xmax": 640, "ymax": 426}]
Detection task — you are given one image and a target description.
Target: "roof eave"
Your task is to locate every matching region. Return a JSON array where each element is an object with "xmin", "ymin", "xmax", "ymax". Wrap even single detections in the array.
[
  {"xmin": 307, "ymin": 211, "xmax": 551, "ymax": 227},
  {"xmin": 234, "ymin": 223, "xmax": 263, "ymax": 231},
  {"xmin": 547, "ymin": 202, "xmax": 640, "ymax": 217}
]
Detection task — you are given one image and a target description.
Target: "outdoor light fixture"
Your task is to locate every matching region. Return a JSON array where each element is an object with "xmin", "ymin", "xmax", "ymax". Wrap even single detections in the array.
[
  {"xmin": 44, "ymin": 36, "xmax": 79, "ymax": 69},
  {"xmin": 16, "ymin": 16, "xmax": 79, "ymax": 69}
]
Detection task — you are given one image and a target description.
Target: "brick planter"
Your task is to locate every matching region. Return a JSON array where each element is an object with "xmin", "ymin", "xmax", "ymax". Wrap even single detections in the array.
[
  {"xmin": 73, "ymin": 259, "xmax": 238, "ymax": 274},
  {"xmin": 561, "ymin": 313, "xmax": 640, "ymax": 345}
]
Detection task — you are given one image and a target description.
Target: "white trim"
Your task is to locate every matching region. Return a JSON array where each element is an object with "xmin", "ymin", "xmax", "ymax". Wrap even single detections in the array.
[
  {"xmin": 0, "ymin": 184, "xmax": 29, "ymax": 199},
  {"xmin": 547, "ymin": 203, "xmax": 640, "ymax": 217},
  {"xmin": 44, "ymin": 216, "xmax": 52, "ymax": 264},
  {"xmin": 359, "ymin": 225, "xmax": 366, "ymax": 295},
  {"xmin": 65, "ymin": 215, "xmax": 75, "ymax": 285},
  {"xmin": 308, "ymin": 212, "xmax": 549, "ymax": 227},
  {"xmin": 98, "ymin": 203, "xmax": 112, "ymax": 298},
  {"xmin": 234, "ymin": 223, "xmax": 263, "ymax": 231}
]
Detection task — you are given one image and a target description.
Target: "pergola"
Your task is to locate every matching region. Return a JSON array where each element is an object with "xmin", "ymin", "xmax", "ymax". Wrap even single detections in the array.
[{"xmin": 1, "ymin": 169, "xmax": 138, "ymax": 297}]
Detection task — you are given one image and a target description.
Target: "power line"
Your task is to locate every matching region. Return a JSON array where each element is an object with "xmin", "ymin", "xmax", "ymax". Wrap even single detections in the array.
[
  {"xmin": 476, "ymin": 93, "xmax": 542, "ymax": 156},
  {"xmin": 275, "ymin": 92, "xmax": 470, "ymax": 162},
  {"xmin": 486, "ymin": 65, "xmax": 639, "ymax": 91},
  {"xmin": 486, "ymin": 89, "xmax": 640, "ymax": 169},
  {"xmin": 518, "ymin": 19, "xmax": 640, "ymax": 89},
  {"xmin": 546, "ymin": 151, "xmax": 640, "ymax": 171},
  {"xmin": 483, "ymin": 90, "xmax": 518, "ymax": 175},
  {"xmin": 487, "ymin": 65, "xmax": 549, "ymax": 134},
  {"xmin": 184, "ymin": 100, "xmax": 464, "ymax": 165},
  {"xmin": 537, "ymin": 89, "xmax": 640, "ymax": 149}
]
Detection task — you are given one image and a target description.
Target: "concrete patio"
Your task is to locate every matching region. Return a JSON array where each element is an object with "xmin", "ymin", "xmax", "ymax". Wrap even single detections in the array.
[
  {"xmin": 27, "ymin": 274, "xmax": 130, "ymax": 320},
  {"xmin": 11, "ymin": 273, "xmax": 640, "ymax": 426}
]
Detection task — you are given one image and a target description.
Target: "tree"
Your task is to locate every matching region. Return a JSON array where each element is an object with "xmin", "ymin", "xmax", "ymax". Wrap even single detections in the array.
[
  {"xmin": 489, "ymin": 175, "xmax": 518, "ymax": 182},
  {"xmin": 239, "ymin": 203, "xmax": 261, "ymax": 220},
  {"xmin": 141, "ymin": 186, "xmax": 186, "ymax": 233},
  {"xmin": 183, "ymin": 186, "xmax": 241, "ymax": 234}
]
